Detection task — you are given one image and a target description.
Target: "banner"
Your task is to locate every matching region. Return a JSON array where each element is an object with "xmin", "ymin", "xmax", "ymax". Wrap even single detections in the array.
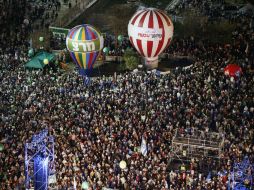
[{"xmin": 49, "ymin": 26, "xmax": 70, "ymax": 38}]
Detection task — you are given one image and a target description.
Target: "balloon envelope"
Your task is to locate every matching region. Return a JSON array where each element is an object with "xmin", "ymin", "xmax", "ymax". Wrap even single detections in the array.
[
  {"xmin": 103, "ymin": 47, "xmax": 109, "ymax": 54},
  {"xmin": 28, "ymin": 49, "xmax": 34, "ymax": 55},
  {"xmin": 81, "ymin": 181, "xmax": 89, "ymax": 189},
  {"xmin": 24, "ymin": 19, "xmax": 29, "ymax": 25},
  {"xmin": 66, "ymin": 24, "xmax": 104, "ymax": 75},
  {"xmin": 224, "ymin": 64, "xmax": 242, "ymax": 77},
  {"xmin": 119, "ymin": 160, "xmax": 127, "ymax": 169},
  {"xmin": 39, "ymin": 37, "xmax": 44, "ymax": 42},
  {"xmin": 43, "ymin": 59, "xmax": 49, "ymax": 65},
  {"xmin": 118, "ymin": 35, "xmax": 124, "ymax": 42},
  {"xmin": 181, "ymin": 165, "xmax": 186, "ymax": 171},
  {"xmin": 128, "ymin": 8, "xmax": 174, "ymax": 67},
  {"xmin": 0, "ymin": 144, "xmax": 3, "ymax": 151},
  {"xmin": 28, "ymin": 49, "xmax": 34, "ymax": 57}
]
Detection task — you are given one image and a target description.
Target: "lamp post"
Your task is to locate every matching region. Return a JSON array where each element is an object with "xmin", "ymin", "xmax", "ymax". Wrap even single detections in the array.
[
  {"xmin": 39, "ymin": 36, "xmax": 44, "ymax": 49},
  {"xmin": 119, "ymin": 160, "xmax": 127, "ymax": 188}
]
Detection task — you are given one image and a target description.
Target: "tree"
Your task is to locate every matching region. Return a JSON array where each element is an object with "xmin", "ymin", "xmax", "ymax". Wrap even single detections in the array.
[{"xmin": 122, "ymin": 48, "xmax": 139, "ymax": 70}]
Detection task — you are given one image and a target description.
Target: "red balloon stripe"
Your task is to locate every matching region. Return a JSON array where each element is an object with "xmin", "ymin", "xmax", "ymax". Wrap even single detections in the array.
[
  {"xmin": 87, "ymin": 52, "xmax": 94, "ymax": 69},
  {"xmin": 148, "ymin": 11, "xmax": 154, "ymax": 29},
  {"xmin": 131, "ymin": 10, "xmax": 145, "ymax": 25},
  {"xmin": 138, "ymin": 11, "xmax": 149, "ymax": 27},
  {"xmin": 147, "ymin": 41, "xmax": 153, "ymax": 58},
  {"xmin": 137, "ymin": 39, "xmax": 145, "ymax": 57}
]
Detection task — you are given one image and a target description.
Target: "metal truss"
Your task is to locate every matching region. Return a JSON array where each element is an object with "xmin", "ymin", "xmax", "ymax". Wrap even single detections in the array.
[
  {"xmin": 169, "ymin": 129, "xmax": 225, "ymax": 164},
  {"xmin": 25, "ymin": 129, "xmax": 57, "ymax": 190},
  {"xmin": 228, "ymin": 156, "xmax": 253, "ymax": 190}
]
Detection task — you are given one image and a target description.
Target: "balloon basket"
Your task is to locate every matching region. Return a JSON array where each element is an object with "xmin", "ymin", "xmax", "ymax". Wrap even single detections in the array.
[
  {"xmin": 79, "ymin": 69, "xmax": 93, "ymax": 77},
  {"xmin": 144, "ymin": 59, "xmax": 158, "ymax": 70}
]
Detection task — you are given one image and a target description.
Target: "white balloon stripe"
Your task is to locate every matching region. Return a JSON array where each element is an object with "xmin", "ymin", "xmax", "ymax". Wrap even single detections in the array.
[{"xmin": 151, "ymin": 11, "xmax": 160, "ymax": 58}]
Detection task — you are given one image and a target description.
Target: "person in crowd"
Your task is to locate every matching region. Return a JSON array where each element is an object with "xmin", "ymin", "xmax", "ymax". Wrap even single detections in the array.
[{"xmin": 0, "ymin": 0, "xmax": 253, "ymax": 189}]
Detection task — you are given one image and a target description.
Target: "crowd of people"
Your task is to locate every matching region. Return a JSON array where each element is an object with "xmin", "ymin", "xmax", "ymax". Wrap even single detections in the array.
[
  {"xmin": 27, "ymin": 0, "xmax": 61, "ymax": 30},
  {"xmin": 0, "ymin": 0, "xmax": 254, "ymax": 189},
  {"xmin": 168, "ymin": 0, "xmax": 251, "ymax": 20}
]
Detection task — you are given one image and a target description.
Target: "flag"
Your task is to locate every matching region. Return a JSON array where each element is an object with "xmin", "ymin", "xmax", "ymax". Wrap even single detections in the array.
[
  {"xmin": 29, "ymin": 38, "xmax": 33, "ymax": 48},
  {"xmin": 227, "ymin": 173, "xmax": 231, "ymax": 190},
  {"xmin": 141, "ymin": 136, "xmax": 148, "ymax": 156},
  {"xmin": 155, "ymin": 70, "xmax": 161, "ymax": 76},
  {"xmin": 73, "ymin": 176, "xmax": 77, "ymax": 190},
  {"xmin": 206, "ymin": 172, "xmax": 211, "ymax": 182},
  {"xmin": 84, "ymin": 77, "xmax": 90, "ymax": 86},
  {"xmin": 245, "ymin": 43, "xmax": 249, "ymax": 54}
]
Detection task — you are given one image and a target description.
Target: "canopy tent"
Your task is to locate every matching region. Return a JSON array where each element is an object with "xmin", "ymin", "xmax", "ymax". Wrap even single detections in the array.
[
  {"xmin": 25, "ymin": 58, "xmax": 45, "ymax": 69},
  {"xmin": 35, "ymin": 51, "xmax": 55, "ymax": 62},
  {"xmin": 25, "ymin": 51, "xmax": 55, "ymax": 69}
]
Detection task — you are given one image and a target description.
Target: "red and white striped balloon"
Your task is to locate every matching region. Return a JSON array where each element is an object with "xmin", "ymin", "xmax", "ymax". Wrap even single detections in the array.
[{"xmin": 128, "ymin": 8, "xmax": 174, "ymax": 66}]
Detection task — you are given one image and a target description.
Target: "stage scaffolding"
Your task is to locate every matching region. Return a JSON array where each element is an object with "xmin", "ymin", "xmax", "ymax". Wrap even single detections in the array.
[
  {"xmin": 169, "ymin": 129, "xmax": 225, "ymax": 164},
  {"xmin": 228, "ymin": 156, "xmax": 254, "ymax": 189},
  {"xmin": 25, "ymin": 129, "xmax": 57, "ymax": 190}
]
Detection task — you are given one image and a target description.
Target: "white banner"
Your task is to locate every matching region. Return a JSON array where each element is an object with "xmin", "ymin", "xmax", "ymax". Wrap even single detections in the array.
[{"xmin": 129, "ymin": 25, "xmax": 163, "ymax": 41}]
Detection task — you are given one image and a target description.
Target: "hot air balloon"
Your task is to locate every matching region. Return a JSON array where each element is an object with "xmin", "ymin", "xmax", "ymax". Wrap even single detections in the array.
[
  {"xmin": 66, "ymin": 24, "xmax": 104, "ymax": 76},
  {"xmin": 128, "ymin": 8, "xmax": 174, "ymax": 68}
]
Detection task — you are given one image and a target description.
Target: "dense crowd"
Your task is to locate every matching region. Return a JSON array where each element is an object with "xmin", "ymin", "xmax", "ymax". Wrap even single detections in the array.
[
  {"xmin": 169, "ymin": 0, "xmax": 254, "ymax": 23},
  {"xmin": 27, "ymin": 0, "xmax": 61, "ymax": 30},
  {"xmin": 0, "ymin": 0, "xmax": 254, "ymax": 190}
]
